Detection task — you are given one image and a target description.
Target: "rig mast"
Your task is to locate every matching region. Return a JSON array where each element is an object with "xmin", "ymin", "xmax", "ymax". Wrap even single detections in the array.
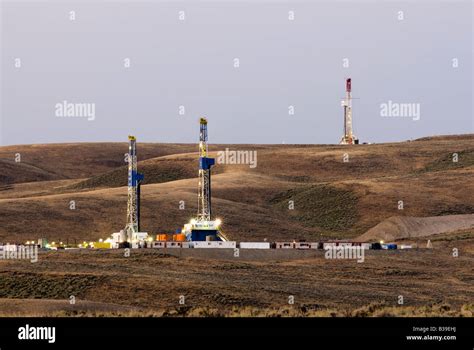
[
  {"xmin": 197, "ymin": 117, "xmax": 215, "ymax": 221},
  {"xmin": 340, "ymin": 78, "xmax": 359, "ymax": 145},
  {"xmin": 125, "ymin": 135, "xmax": 144, "ymax": 240}
]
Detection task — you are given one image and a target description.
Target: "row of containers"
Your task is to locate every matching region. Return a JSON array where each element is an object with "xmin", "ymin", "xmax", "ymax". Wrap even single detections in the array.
[
  {"xmin": 1, "ymin": 240, "xmax": 411, "ymax": 251},
  {"xmin": 116, "ymin": 241, "xmax": 412, "ymax": 250}
]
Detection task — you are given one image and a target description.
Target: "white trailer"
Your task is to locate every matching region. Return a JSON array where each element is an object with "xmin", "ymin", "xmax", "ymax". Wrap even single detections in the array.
[
  {"xmin": 152, "ymin": 242, "xmax": 166, "ymax": 249},
  {"xmin": 295, "ymin": 242, "xmax": 319, "ymax": 250},
  {"xmin": 193, "ymin": 241, "xmax": 236, "ymax": 249},
  {"xmin": 323, "ymin": 242, "xmax": 337, "ymax": 249},
  {"xmin": 3, "ymin": 244, "xmax": 17, "ymax": 252},
  {"xmin": 276, "ymin": 242, "xmax": 295, "ymax": 249},
  {"xmin": 239, "ymin": 242, "xmax": 270, "ymax": 249},
  {"xmin": 165, "ymin": 242, "xmax": 182, "ymax": 248}
]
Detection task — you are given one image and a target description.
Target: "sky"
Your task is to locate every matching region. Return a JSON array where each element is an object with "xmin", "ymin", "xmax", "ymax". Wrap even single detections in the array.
[{"xmin": 0, "ymin": 0, "xmax": 472, "ymax": 146}]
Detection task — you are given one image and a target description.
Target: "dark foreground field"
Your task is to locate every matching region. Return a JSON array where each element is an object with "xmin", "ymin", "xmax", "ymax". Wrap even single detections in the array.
[{"xmin": 0, "ymin": 235, "xmax": 472, "ymax": 317}]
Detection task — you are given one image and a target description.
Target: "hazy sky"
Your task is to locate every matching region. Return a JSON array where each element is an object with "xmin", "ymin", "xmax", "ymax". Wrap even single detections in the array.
[{"xmin": 1, "ymin": 0, "xmax": 472, "ymax": 146}]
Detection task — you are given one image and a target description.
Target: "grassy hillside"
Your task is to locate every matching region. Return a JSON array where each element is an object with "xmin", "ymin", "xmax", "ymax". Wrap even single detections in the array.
[{"xmin": 0, "ymin": 135, "xmax": 472, "ymax": 243}]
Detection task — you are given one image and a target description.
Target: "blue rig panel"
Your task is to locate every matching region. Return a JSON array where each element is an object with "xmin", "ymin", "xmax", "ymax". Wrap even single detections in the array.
[
  {"xmin": 199, "ymin": 157, "xmax": 215, "ymax": 170},
  {"xmin": 128, "ymin": 171, "xmax": 144, "ymax": 187}
]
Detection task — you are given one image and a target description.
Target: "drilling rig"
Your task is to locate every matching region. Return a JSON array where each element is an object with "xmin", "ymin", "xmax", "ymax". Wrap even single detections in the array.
[
  {"xmin": 183, "ymin": 118, "xmax": 227, "ymax": 241},
  {"xmin": 124, "ymin": 135, "xmax": 146, "ymax": 244},
  {"xmin": 339, "ymin": 78, "xmax": 359, "ymax": 145}
]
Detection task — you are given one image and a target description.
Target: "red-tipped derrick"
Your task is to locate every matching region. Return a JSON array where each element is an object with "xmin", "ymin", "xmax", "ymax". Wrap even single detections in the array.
[{"xmin": 346, "ymin": 78, "xmax": 351, "ymax": 93}]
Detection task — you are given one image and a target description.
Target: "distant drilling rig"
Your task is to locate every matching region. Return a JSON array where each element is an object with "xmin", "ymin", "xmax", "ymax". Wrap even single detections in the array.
[
  {"xmin": 183, "ymin": 118, "xmax": 227, "ymax": 241},
  {"xmin": 339, "ymin": 78, "xmax": 359, "ymax": 145},
  {"xmin": 110, "ymin": 136, "xmax": 148, "ymax": 248},
  {"xmin": 124, "ymin": 136, "xmax": 146, "ymax": 244}
]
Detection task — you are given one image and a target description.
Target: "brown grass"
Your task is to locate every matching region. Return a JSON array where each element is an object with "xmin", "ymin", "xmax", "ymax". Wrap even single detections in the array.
[
  {"xmin": 0, "ymin": 135, "xmax": 473, "ymax": 317},
  {"xmin": 0, "ymin": 135, "xmax": 473, "ymax": 243}
]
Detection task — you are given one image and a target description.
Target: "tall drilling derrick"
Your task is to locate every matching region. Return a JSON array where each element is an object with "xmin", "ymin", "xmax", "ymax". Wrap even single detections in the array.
[
  {"xmin": 197, "ymin": 117, "xmax": 215, "ymax": 222},
  {"xmin": 125, "ymin": 135, "xmax": 144, "ymax": 240},
  {"xmin": 340, "ymin": 78, "xmax": 359, "ymax": 145},
  {"xmin": 182, "ymin": 117, "xmax": 227, "ymax": 242}
]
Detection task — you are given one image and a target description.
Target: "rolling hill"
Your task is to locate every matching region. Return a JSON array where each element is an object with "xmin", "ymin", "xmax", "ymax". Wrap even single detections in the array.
[{"xmin": 0, "ymin": 134, "xmax": 472, "ymax": 243}]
